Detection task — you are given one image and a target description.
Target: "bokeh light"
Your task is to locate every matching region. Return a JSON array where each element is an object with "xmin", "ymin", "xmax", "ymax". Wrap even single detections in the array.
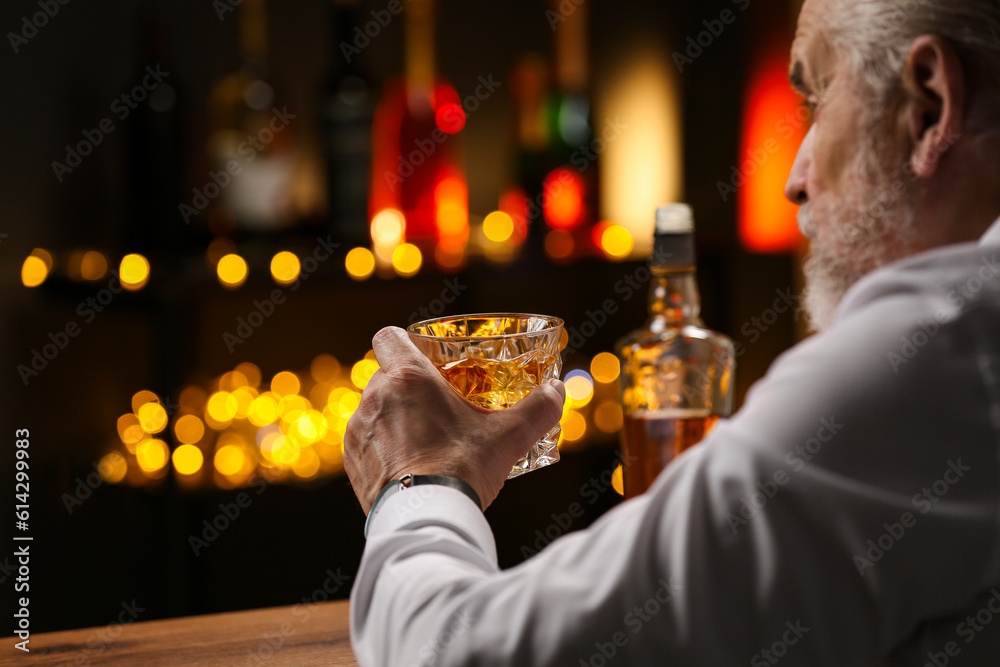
[
  {"xmin": 21, "ymin": 254, "xmax": 49, "ymax": 287},
  {"xmin": 207, "ymin": 391, "xmax": 239, "ymax": 423},
  {"xmin": 120, "ymin": 253, "xmax": 150, "ymax": 291},
  {"xmin": 590, "ymin": 352, "xmax": 621, "ymax": 383},
  {"xmin": 593, "ymin": 401, "xmax": 624, "ymax": 433},
  {"xmin": 371, "ymin": 208, "xmax": 406, "ymax": 245},
  {"xmin": 600, "ymin": 224, "xmax": 634, "ymax": 259},
  {"xmin": 174, "ymin": 414, "xmax": 205, "ymax": 444},
  {"xmin": 217, "ymin": 253, "xmax": 248, "ymax": 288},
  {"xmin": 483, "ymin": 211, "xmax": 514, "ymax": 243},
  {"xmin": 351, "ymin": 359, "xmax": 379, "ymax": 390},
  {"xmin": 561, "ymin": 410, "xmax": 587, "ymax": 442},
  {"xmin": 544, "ymin": 230, "xmax": 574, "ymax": 260},
  {"xmin": 136, "ymin": 439, "xmax": 169, "ymax": 473},
  {"xmin": 172, "ymin": 444, "xmax": 204, "ymax": 475},
  {"xmin": 345, "ymin": 247, "xmax": 376, "ymax": 280},
  {"xmin": 611, "ymin": 463, "xmax": 624, "ymax": 496},
  {"xmin": 271, "ymin": 371, "xmax": 301, "ymax": 397},
  {"xmin": 117, "ymin": 414, "xmax": 145, "ymax": 447},
  {"xmin": 564, "ymin": 370, "xmax": 595, "ymax": 408},
  {"xmin": 137, "ymin": 402, "xmax": 168, "ymax": 434},
  {"xmin": 214, "ymin": 444, "xmax": 246, "ymax": 476},
  {"xmin": 391, "ymin": 243, "xmax": 422, "ymax": 277},
  {"xmin": 98, "ymin": 452, "xmax": 128, "ymax": 484},
  {"xmin": 270, "ymin": 251, "xmax": 301, "ymax": 285},
  {"xmin": 80, "ymin": 251, "xmax": 108, "ymax": 280}
]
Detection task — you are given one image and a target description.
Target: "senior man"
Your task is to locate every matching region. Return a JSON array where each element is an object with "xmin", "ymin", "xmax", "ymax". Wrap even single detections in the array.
[{"xmin": 344, "ymin": 0, "xmax": 1000, "ymax": 664}]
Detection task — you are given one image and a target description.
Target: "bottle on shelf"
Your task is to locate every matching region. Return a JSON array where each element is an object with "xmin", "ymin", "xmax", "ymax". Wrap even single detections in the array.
[
  {"xmin": 370, "ymin": 0, "xmax": 468, "ymax": 267},
  {"xmin": 206, "ymin": 0, "xmax": 296, "ymax": 234},
  {"xmin": 321, "ymin": 0, "xmax": 374, "ymax": 248},
  {"xmin": 540, "ymin": 0, "xmax": 597, "ymax": 258},
  {"xmin": 615, "ymin": 204, "xmax": 735, "ymax": 499}
]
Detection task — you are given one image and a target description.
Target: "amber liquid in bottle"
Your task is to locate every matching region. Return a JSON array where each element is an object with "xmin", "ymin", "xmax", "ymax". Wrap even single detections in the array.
[{"xmin": 616, "ymin": 205, "xmax": 734, "ymax": 499}]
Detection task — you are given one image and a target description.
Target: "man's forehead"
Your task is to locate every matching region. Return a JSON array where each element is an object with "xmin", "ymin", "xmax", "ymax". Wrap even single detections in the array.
[{"xmin": 789, "ymin": 0, "xmax": 837, "ymax": 92}]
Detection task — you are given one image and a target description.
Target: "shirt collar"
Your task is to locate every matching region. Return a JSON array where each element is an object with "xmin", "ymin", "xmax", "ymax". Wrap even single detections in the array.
[{"xmin": 979, "ymin": 215, "xmax": 1000, "ymax": 247}]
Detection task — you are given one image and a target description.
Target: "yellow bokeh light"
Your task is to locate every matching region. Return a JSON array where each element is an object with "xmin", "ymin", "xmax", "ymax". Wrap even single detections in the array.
[
  {"xmin": 611, "ymin": 463, "xmax": 624, "ymax": 496},
  {"xmin": 232, "ymin": 387, "xmax": 257, "ymax": 418},
  {"xmin": 98, "ymin": 452, "xmax": 128, "ymax": 484},
  {"xmin": 565, "ymin": 374, "xmax": 594, "ymax": 408},
  {"xmin": 338, "ymin": 391, "xmax": 362, "ymax": 419},
  {"xmin": 260, "ymin": 433, "xmax": 300, "ymax": 466},
  {"xmin": 206, "ymin": 237, "xmax": 236, "ymax": 267},
  {"xmin": 174, "ymin": 414, "xmax": 205, "ymax": 444},
  {"xmin": 117, "ymin": 414, "xmax": 145, "ymax": 447},
  {"xmin": 80, "ymin": 251, "xmax": 108, "ymax": 280},
  {"xmin": 131, "ymin": 390, "xmax": 160, "ymax": 413},
  {"xmin": 590, "ymin": 352, "xmax": 621, "ymax": 383},
  {"xmin": 214, "ymin": 444, "xmax": 246, "ymax": 476},
  {"xmin": 278, "ymin": 394, "xmax": 309, "ymax": 422},
  {"xmin": 217, "ymin": 253, "xmax": 248, "ymax": 288},
  {"xmin": 137, "ymin": 402, "xmax": 168, "ymax": 434},
  {"xmin": 601, "ymin": 224, "xmax": 635, "ymax": 259},
  {"xmin": 391, "ymin": 243, "xmax": 422, "ymax": 277},
  {"xmin": 21, "ymin": 255, "xmax": 49, "ymax": 288},
  {"xmin": 136, "ymin": 439, "xmax": 169, "ymax": 472},
  {"xmin": 234, "ymin": 362, "xmax": 262, "ymax": 388},
  {"xmin": 483, "ymin": 211, "xmax": 514, "ymax": 243},
  {"xmin": 120, "ymin": 253, "xmax": 150, "ymax": 291},
  {"xmin": 351, "ymin": 359, "xmax": 379, "ymax": 390},
  {"xmin": 270, "ymin": 251, "xmax": 301, "ymax": 285},
  {"xmin": 219, "ymin": 370, "xmax": 249, "ymax": 392},
  {"xmin": 310, "ymin": 354, "xmax": 341, "ymax": 383},
  {"xmin": 271, "ymin": 371, "xmax": 300, "ymax": 397},
  {"xmin": 593, "ymin": 401, "xmax": 624, "ymax": 433},
  {"xmin": 345, "ymin": 247, "xmax": 376, "ymax": 281},
  {"xmin": 561, "ymin": 410, "xmax": 587, "ymax": 442},
  {"xmin": 249, "ymin": 393, "xmax": 279, "ymax": 426},
  {"xmin": 206, "ymin": 391, "xmax": 238, "ymax": 422},
  {"xmin": 292, "ymin": 448, "xmax": 321, "ymax": 479},
  {"xmin": 172, "ymin": 444, "xmax": 204, "ymax": 475},
  {"xmin": 371, "ymin": 208, "xmax": 406, "ymax": 245}
]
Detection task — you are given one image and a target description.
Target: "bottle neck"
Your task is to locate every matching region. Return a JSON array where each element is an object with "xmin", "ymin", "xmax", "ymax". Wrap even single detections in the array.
[{"xmin": 648, "ymin": 266, "xmax": 701, "ymax": 327}]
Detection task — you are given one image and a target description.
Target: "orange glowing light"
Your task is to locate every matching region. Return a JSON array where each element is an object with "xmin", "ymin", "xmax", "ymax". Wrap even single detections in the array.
[
  {"xmin": 435, "ymin": 102, "xmax": 466, "ymax": 134},
  {"xmin": 435, "ymin": 176, "xmax": 469, "ymax": 241},
  {"xmin": 738, "ymin": 51, "xmax": 807, "ymax": 254},
  {"xmin": 544, "ymin": 230, "xmax": 575, "ymax": 261},
  {"xmin": 499, "ymin": 187, "xmax": 530, "ymax": 245},
  {"xmin": 543, "ymin": 168, "xmax": 585, "ymax": 230}
]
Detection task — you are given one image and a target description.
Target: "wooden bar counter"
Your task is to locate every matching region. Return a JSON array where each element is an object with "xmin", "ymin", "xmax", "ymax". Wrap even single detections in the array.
[{"xmin": 1, "ymin": 600, "xmax": 357, "ymax": 666}]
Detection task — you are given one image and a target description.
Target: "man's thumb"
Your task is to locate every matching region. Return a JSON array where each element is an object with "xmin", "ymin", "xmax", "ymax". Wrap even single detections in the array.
[{"xmin": 498, "ymin": 380, "xmax": 566, "ymax": 454}]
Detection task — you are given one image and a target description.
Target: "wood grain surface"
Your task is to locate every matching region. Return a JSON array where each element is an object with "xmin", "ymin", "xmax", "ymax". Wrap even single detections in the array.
[{"xmin": 1, "ymin": 600, "xmax": 357, "ymax": 666}]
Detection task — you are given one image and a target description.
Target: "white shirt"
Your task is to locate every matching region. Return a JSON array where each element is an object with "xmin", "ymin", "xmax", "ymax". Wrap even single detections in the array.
[{"xmin": 351, "ymin": 218, "xmax": 1000, "ymax": 667}]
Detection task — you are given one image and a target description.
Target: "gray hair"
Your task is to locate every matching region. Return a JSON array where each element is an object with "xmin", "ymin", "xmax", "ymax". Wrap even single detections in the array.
[{"xmin": 828, "ymin": 0, "xmax": 1000, "ymax": 135}]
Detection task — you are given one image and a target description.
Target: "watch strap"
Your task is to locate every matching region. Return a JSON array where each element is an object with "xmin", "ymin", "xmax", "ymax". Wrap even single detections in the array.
[{"xmin": 364, "ymin": 474, "xmax": 482, "ymax": 538}]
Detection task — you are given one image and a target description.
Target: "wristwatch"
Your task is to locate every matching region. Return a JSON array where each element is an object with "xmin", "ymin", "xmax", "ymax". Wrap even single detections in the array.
[{"xmin": 364, "ymin": 474, "xmax": 483, "ymax": 538}]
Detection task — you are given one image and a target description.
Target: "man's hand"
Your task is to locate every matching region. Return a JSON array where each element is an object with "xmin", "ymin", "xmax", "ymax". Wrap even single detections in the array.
[{"xmin": 343, "ymin": 326, "xmax": 566, "ymax": 513}]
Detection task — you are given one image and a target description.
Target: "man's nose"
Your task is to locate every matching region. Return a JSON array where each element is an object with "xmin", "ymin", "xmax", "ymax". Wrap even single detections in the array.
[{"xmin": 784, "ymin": 125, "xmax": 814, "ymax": 205}]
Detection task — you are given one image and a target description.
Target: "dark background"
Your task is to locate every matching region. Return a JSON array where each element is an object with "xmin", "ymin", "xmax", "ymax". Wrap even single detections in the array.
[{"xmin": 0, "ymin": 0, "xmax": 805, "ymax": 633}]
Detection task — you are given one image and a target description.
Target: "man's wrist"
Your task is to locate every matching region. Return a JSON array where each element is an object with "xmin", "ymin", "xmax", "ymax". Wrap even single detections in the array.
[{"xmin": 364, "ymin": 474, "xmax": 483, "ymax": 538}]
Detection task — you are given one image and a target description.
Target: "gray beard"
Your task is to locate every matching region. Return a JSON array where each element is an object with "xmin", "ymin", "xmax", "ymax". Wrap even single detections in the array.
[{"xmin": 799, "ymin": 147, "xmax": 922, "ymax": 333}]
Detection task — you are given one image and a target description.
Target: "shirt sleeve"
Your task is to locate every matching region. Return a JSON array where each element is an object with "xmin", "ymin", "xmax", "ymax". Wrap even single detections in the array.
[{"xmin": 349, "ymin": 291, "xmax": 1000, "ymax": 667}]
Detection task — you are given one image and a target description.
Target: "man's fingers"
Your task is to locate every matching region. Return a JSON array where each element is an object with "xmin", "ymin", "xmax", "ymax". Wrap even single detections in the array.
[
  {"xmin": 494, "ymin": 380, "xmax": 566, "ymax": 457},
  {"xmin": 371, "ymin": 326, "xmax": 437, "ymax": 375}
]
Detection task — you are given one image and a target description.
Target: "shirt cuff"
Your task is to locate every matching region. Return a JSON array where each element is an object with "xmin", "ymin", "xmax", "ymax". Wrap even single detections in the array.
[{"xmin": 366, "ymin": 483, "xmax": 497, "ymax": 558}]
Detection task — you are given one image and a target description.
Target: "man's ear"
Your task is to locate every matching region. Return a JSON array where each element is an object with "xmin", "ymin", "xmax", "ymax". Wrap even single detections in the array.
[{"xmin": 900, "ymin": 35, "xmax": 965, "ymax": 177}]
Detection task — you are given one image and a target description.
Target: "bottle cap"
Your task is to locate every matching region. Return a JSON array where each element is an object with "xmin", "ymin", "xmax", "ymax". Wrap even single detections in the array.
[{"xmin": 655, "ymin": 203, "xmax": 694, "ymax": 235}]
